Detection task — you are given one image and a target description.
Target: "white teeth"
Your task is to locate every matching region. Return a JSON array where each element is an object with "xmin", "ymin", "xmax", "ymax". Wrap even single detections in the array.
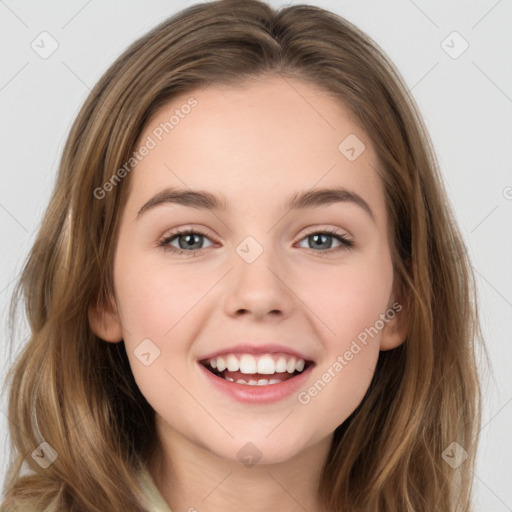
[
  {"xmin": 217, "ymin": 356, "xmax": 227, "ymax": 372},
  {"xmin": 275, "ymin": 357, "xmax": 288, "ymax": 373},
  {"xmin": 257, "ymin": 355, "xmax": 276, "ymax": 374},
  {"xmin": 239, "ymin": 354, "xmax": 257, "ymax": 374},
  {"xmin": 226, "ymin": 354, "xmax": 239, "ymax": 372},
  {"xmin": 234, "ymin": 378, "xmax": 280, "ymax": 386},
  {"xmin": 206, "ymin": 353, "xmax": 308, "ymax": 375}
]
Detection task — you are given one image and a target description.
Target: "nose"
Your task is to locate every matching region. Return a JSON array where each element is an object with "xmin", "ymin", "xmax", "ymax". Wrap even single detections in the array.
[{"xmin": 223, "ymin": 243, "xmax": 295, "ymax": 321}]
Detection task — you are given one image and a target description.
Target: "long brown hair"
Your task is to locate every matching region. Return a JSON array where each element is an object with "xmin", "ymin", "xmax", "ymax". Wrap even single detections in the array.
[{"xmin": 2, "ymin": 1, "xmax": 488, "ymax": 510}]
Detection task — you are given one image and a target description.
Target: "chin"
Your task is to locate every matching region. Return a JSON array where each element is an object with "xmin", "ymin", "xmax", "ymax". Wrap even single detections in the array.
[{"xmin": 205, "ymin": 433, "xmax": 314, "ymax": 467}]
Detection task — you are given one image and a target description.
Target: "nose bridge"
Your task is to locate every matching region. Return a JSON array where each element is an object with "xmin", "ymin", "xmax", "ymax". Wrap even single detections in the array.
[{"xmin": 224, "ymin": 231, "xmax": 294, "ymax": 318}]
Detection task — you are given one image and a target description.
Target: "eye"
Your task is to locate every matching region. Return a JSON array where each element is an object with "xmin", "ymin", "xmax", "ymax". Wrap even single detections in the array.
[
  {"xmin": 158, "ymin": 227, "xmax": 354, "ymax": 256},
  {"xmin": 158, "ymin": 228, "xmax": 214, "ymax": 256},
  {"xmin": 297, "ymin": 228, "xmax": 354, "ymax": 254}
]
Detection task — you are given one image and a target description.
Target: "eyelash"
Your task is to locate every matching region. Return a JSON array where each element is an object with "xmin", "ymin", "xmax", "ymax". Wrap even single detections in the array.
[{"xmin": 157, "ymin": 227, "xmax": 354, "ymax": 257}]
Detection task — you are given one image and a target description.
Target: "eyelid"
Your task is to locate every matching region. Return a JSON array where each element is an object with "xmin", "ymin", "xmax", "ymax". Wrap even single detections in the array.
[
  {"xmin": 297, "ymin": 226, "xmax": 354, "ymax": 251},
  {"xmin": 300, "ymin": 225, "xmax": 350, "ymax": 237},
  {"xmin": 299, "ymin": 223, "xmax": 353, "ymax": 240},
  {"xmin": 160, "ymin": 225, "xmax": 214, "ymax": 240},
  {"xmin": 157, "ymin": 226, "xmax": 215, "ymax": 248}
]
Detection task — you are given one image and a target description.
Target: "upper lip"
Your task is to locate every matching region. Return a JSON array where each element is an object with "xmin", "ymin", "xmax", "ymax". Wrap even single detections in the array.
[{"xmin": 198, "ymin": 343, "xmax": 315, "ymax": 363}]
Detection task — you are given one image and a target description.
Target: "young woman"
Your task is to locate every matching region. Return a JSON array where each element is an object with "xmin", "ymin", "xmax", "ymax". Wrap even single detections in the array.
[{"xmin": 2, "ymin": 1, "xmax": 486, "ymax": 510}]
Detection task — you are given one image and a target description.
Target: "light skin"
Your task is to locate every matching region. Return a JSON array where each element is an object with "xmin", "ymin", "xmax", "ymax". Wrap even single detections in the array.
[{"xmin": 89, "ymin": 75, "xmax": 409, "ymax": 512}]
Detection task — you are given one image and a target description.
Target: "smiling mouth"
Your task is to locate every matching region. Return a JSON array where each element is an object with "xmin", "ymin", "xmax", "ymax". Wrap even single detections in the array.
[{"xmin": 199, "ymin": 353, "xmax": 314, "ymax": 386}]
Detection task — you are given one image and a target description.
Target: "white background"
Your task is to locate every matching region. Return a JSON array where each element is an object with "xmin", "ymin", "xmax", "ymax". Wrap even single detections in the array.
[{"xmin": 1, "ymin": 1, "xmax": 511, "ymax": 510}]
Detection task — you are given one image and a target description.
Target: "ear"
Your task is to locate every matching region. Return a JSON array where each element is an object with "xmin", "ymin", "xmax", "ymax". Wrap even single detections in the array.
[
  {"xmin": 88, "ymin": 293, "xmax": 123, "ymax": 343},
  {"xmin": 379, "ymin": 281, "xmax": 411, "ymax": 351}
]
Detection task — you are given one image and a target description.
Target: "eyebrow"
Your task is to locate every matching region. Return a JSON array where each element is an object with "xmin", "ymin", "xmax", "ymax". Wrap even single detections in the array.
[{"xmin": 136, "ymin": 186, "xmax": 375, "ymax": 223}]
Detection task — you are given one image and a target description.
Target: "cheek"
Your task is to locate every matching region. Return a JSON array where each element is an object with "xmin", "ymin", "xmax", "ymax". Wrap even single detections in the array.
[
  {"xmin": 112, "ymin": 248, "xmax": 205, "ymax": 392},
  {"xmin": 296, "ymin": 262, "xmax": 390, "ymax": 425},
  {"xmin": 298, "ymin": 254, "xmax": 392, "ymax": 426},
  {"xmin": 296, "ymin": 251, "xmax": 394, "ymax": 346},
  {"xmin": 113, "ymin": 247, "xmax": 204, "ymax": 339},
  {"xmin": 297, "ymin": 347, "xmax": 378, "ymax": 434}
]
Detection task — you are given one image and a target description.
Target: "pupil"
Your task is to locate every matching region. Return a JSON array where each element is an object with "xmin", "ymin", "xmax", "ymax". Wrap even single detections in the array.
[
  {"xmin": 180, "ymin": 234, "xmax": 202, "ymax": 250},
  {"xmin": 311, "ymin": 234, "xmax": 331, "ymax": 250}
]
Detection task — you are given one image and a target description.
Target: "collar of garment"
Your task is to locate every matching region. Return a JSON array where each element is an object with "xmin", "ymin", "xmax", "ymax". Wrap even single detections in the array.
[{"xmin": 137, "ymin": 467, "xmax": 173, "ymax": 512}]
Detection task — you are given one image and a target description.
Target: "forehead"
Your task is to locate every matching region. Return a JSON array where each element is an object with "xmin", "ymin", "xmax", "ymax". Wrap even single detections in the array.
[{"xmin": 128, "ymin": 75, "xmax": 385, "ymax": 222}]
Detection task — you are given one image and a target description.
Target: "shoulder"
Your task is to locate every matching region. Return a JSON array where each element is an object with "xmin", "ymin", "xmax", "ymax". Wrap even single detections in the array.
[{"xmin": 2, "ymin": 470, "xmax": 169, "ymax": 512}]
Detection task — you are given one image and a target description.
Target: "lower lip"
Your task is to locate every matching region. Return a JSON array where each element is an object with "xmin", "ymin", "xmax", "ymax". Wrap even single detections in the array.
[{"xmin": 198, "ymin": 362, "xmax": 314, "ymax": 404}]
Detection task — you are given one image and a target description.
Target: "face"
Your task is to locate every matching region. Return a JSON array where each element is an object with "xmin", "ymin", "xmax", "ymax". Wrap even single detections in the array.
[{"xmin": 90, "ymin": 75, "xmax": 406, "ymax": 465}]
